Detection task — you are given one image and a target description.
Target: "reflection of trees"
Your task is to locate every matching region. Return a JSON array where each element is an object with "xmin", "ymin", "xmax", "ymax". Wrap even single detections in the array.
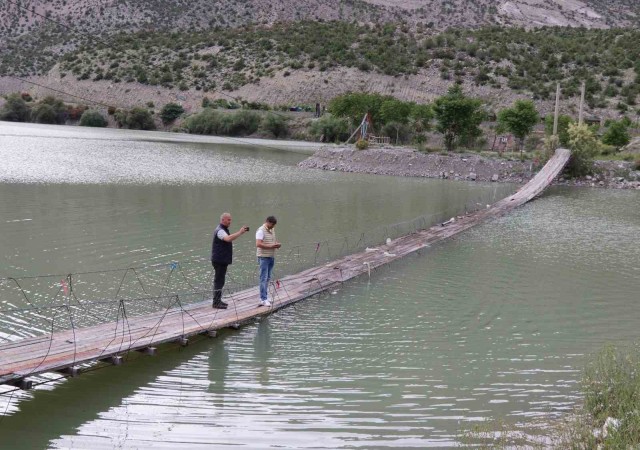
[
  {"xmin": 207, "ymin": 338, "xmax": 229, "ymax": 411},
  {"xmin": 254, "ymin": 319, "xmax": 272, "ymax": 386}
]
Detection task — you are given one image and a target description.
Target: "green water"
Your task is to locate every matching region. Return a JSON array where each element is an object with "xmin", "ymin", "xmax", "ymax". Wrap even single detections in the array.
[{"xmin": 0, "ymin": 122, "xmax": 638, "ymax": 448}]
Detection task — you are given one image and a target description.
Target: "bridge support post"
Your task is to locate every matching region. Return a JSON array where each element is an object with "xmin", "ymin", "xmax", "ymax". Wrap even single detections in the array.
[
  {"xmin": 8, "ymin": 378, "xmax": 33, "ymax": 390},
  {"xmin": 136, "ymin": 347, "xmax": 157, "ymax": 356},
  {"xmin": 107, "ymin": 355, "xmax": 123, "ymax": 366},
  {"xmin": 177, "ymin": 337, "xmax": 189, "ymax": 347},
  {"xmin": 206, "ymin": 330, "xmax": 217, "ymax": 338},
  {"xmin": 58, "ymin": 366, "xmax": 80, "ymax": 377}
]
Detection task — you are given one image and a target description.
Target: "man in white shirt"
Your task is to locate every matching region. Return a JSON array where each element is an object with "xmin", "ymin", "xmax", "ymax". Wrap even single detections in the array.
[
  {"xmin": 255, "ymin": 216, "xmax": 281, "ymax": 307},
  {"xmin": 211, "ymin": 212, "xmax": 249, "ymax": 309}
]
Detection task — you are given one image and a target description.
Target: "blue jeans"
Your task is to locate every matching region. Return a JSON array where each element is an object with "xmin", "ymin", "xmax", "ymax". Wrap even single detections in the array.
[{"xmin": 258, "ymin": 257, "xmax": 275, "ymax": 301}]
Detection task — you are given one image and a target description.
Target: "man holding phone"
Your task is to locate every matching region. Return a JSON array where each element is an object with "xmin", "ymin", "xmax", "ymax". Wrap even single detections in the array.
[
  {"xmin": 256, "ymin": 216, "xmax": 281, "ymax": 307},
  {"xmin": 211, "ymin": 212, "xmax": 249, "ymax": 309}
]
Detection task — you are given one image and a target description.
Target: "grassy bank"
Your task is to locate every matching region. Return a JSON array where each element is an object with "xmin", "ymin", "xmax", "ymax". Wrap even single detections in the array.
[{"xmin": 460, "ymin": 344, "xmax": 640, "ymax": 448}]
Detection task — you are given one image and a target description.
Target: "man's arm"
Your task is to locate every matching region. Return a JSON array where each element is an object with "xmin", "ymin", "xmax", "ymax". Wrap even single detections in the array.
[
  {"xmin": 255, "ymin": 228, "xmax": 281, "ymax": 249},
  {"xmin": 223, "ymin": 226, "xmax": 248, "ymax": 242},
  {"xmin": 255, "ymin": 239, "xmax": 280, "ymax": 249}
]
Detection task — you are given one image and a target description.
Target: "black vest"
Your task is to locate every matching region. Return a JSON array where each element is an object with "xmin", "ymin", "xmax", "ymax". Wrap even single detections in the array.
[{"xmin": 211, "ymin": 224, "xmax": 233, "ymax": 265}]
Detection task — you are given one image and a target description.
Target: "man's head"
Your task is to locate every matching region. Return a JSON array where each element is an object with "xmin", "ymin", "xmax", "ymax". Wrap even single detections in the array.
[
  {"xmin": 220, "ymin": 212, "xmax": 232, "ymax": 227},
  {"xmin": 265, "ymin": 215, "xmax": 277, "ymax": 230}
]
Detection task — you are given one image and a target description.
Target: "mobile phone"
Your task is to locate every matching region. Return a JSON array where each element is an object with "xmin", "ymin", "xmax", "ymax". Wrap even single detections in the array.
[{"xmin": 245, "ymin": 226, "xmax": 250, "ymax": 231}]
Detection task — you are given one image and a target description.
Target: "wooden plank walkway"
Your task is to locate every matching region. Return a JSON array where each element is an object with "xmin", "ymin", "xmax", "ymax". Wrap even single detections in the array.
[{"xmin": 0, "ymin": 149, "xmax": 571, "ymax": 387}]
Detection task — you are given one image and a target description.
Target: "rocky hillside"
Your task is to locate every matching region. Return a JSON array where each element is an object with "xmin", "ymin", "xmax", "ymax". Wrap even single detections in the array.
[
  {"xmin": 0, "ymin": 0, "xmax": 638, "ymax": 118},
  {"xmin": 1, "ymin": 0, "xmax": 637, "ymax": 44}
]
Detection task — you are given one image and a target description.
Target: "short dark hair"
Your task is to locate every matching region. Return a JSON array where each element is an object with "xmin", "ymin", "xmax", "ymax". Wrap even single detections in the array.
[{"xmin": 266, "ymin": 215, "xmax": 277, "ymax": 224}]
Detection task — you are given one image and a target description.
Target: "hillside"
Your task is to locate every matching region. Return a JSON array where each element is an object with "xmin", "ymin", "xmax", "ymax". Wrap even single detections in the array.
[{"xmin": 0, "ymin": 1, "xmax": 638, "ymax": 120}]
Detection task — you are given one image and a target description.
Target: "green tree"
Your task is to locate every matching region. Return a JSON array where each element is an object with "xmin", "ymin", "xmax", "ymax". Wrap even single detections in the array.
[
  {"xmin": 79, "ymin": 110, "xmax": 108, "ymax": 127},
  {"xmin": 497, "ymin": 100, "xmax": 539, "ymax": 153},
  {"xmin": 544, "ymin": 115, "xmax": 573, "ymax": 147},
  {"xmin": 379, "ymin": 99, "xmax": 413, "ymax": 124},
  {"xmin": 329, "ymin": 92, "xmax": 391, "ymax": 125},
  {"xmin": 0, "ymin": 93, "xmax": 31, "ymax": 122},
  {"xmin": 160, "ymin": 103, "xmax": 185, "ymax": 125},
  {"xmin": 433, "ymin": 85, "xmax": 484, "ymax": 152},
  {"xmin": 601, "ymin": 121, "xmax": 630, "ymax": 150},
  {"xmin": 409, "ymin": 103, "xmax": 433, "ymax": 131}
]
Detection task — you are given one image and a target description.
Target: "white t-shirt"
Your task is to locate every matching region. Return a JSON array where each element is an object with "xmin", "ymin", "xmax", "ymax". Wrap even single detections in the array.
[
  {"xmin": 255, "ymin": 228, "xmax": 265, "ymax": 240},
  {"xmin": 216, "ymin": 229, "xmax": 229, "ymax": 240}
]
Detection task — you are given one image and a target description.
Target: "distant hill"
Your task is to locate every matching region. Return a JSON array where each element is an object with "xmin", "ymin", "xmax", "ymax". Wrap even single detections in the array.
[{"xmin": 0, "ymin": 0, "xmax": 638, "ymax": 118}]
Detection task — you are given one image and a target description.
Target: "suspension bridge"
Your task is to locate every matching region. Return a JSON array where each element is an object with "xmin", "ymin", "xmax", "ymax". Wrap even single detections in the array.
[{"xmin": 0, "ymin": 149, "xmax": 571, "ymax": 390}]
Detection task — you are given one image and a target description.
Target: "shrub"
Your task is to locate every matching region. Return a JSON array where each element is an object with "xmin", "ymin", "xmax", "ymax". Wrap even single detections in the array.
[
  {"xmin": 309, "ymin": 114, "xmax": 350, "ymax": 143},
  {"xmin": 602, "ymin": 121, "xmax": 631, "ymax": 149},
  {"xmin": 183, "ymin": 108, "xmax": 220, "ymax": 134},
  {"xmin": 355, "ymin": 138, "xmax": 369, "ymax": 150},
  {"xmin": 160, "ymin": 103, "xmax": 185, "ymax": 125},
  {"xmin": 565, "ymin": 123, "xmax": 599, "ymax": 177},
  {"xmin": 221, "ymin": 110, "xmax": 261, "ymax": 135},
  {"xmin": 0, "ymin": 93, "xmax": 31, "ymax": 122},
  {"xmin": 29, "ymin": 96, "xmax": 68, "ymax": 124},
  {"xmin": 79, "ymin": 110, "xmax": 108, "ymax": 127},
  {"xmin": 261, "ymin": 114, "xmax": 289, "ymax": 138},
  {"xmin": 126, "ymin": 107, "xmax": 156, "ymax": 130},
  {"xmin": 183, "ymin": 109, "xmax": 260, "ymax": 136},
  {"xmin": 545, "ymin": 115, "xmax": 573, "ymax": 147}
]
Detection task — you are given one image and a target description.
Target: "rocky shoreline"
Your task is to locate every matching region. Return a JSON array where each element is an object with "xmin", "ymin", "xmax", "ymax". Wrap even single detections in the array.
[{"xmin": 298, "ymin": 147, "xmax": 640, "ymax": 190}]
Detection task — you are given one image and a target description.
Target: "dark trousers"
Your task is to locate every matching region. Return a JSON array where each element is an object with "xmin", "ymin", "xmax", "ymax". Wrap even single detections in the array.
[{"xmin": 212, "ymin": 262, "xmax": 228, "ymax": 303}]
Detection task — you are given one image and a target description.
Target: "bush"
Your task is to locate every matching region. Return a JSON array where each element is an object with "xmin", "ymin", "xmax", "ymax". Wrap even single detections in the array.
[
  {"xmin": 309, "ymin": 114, "xmax": 350, "ymax": 143},
  {"xmin": 126, "ymin": 107, "xmax": 156, "ymax": 130},
  {"xmin": 545, "ymin": 115, "xmax": 573, "ymax": 147},
  {"xmin": 602, "ymin": 121, "xmax": 631, "ymax": 149},
  {"xmin": 160, "ymin": 103, "xmax": 185, "ymax": 125},
  {"xmin": 30, "ymin": 96, "xmax": 67, "ymax": 124},
  {"xmin": 565, "ymin": 123, "xmax": 599, "ymax": 177},
  {"xmin": 183, "ymin": 109, "xmax": 260, "ymax": 136},
  {"xmin": 261, "ymin": 114, "xmax": 289, "ymax": 138},
  {"xmin": 0, "ymin": 93, "xmax": 31, "ymax": 122},
  {"xmin": 355, "ymin": 138, "xmax": 369, "ymax": 150},
  {"xmin": 79, "ymin": 110, "xmax": 108, "ymax": 127}
]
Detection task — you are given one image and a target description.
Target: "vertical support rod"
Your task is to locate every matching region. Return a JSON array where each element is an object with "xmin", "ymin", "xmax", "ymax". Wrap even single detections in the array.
[
  {"xmin": 578, "ymin": 81, "xmax": 586, "ymax": 125},
  {"xmin": 553, "ymin": 83, "xmax": 561, "ymax": 136}
]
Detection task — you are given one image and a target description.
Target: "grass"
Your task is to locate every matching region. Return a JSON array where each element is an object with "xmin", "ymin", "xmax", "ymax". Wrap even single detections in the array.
[{"xmin": 460, "ymin": 344, "xmax": 640, "ymax": 449}]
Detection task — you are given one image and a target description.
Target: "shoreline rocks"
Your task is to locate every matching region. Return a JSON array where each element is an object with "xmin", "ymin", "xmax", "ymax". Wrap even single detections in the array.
[{"xmin": 298, "ymin": 146, "xmax": 640, "ymax": 190}]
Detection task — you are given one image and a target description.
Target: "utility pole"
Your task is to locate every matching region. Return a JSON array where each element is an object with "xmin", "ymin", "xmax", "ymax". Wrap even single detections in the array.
[
  {"xmin": 553, "ymin": 83, "xmax": 561, "ymax": 136},
  {"xmin": 578, "ymin": 81, "xmax": 586, "ymax": 125}
]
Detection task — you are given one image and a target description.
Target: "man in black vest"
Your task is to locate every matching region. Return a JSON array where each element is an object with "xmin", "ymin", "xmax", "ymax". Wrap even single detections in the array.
[{"xmin": 211, "ymin": 212, "xmax": 249, "ymax": 309}]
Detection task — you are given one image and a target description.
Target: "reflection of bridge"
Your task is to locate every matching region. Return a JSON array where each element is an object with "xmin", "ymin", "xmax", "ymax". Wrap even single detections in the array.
[{"xmin": 0, "ymin": 149, "xmax": 571, "ymax": 390}]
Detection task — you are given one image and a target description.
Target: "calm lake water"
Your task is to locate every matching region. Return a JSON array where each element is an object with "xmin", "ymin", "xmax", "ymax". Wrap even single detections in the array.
[{"xmin": 0, "ymin": 122, "xmax": 639, "ymax": 448}]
